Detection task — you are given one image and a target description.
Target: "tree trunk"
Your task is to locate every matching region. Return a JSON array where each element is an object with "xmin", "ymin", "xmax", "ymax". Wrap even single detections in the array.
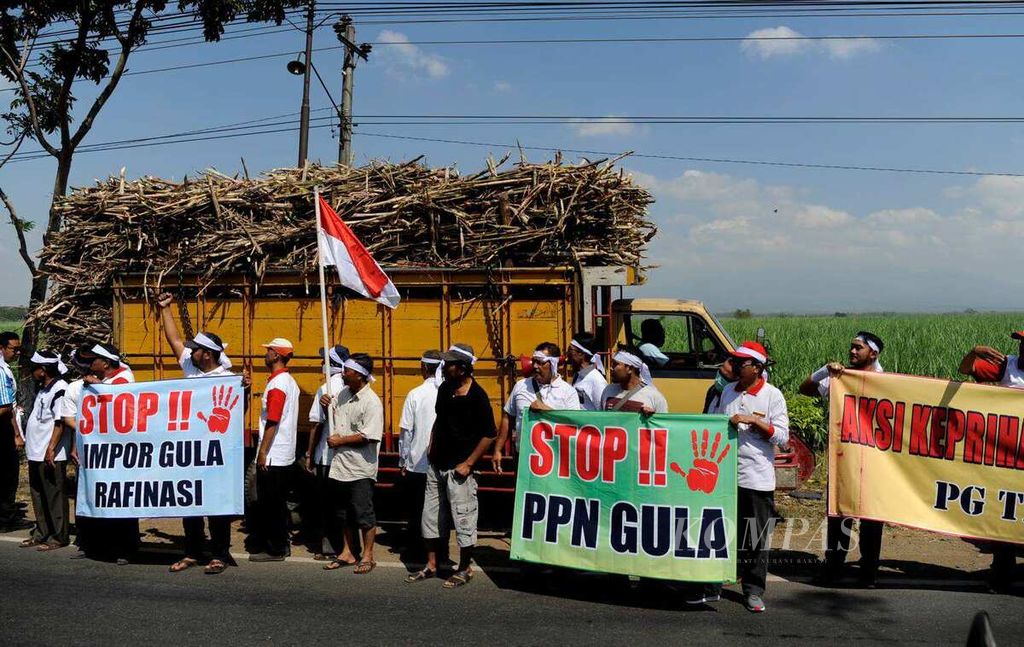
[{"xmin": 19, "ymin": 150, "xmax": 74, "ymax": 371}]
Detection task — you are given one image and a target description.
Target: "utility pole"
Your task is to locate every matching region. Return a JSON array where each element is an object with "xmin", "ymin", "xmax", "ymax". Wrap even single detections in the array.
[
  {"xmin": 334, "ymin": 16, "xmax": 371, "ymax": 166},
  {"xmin": 297, "ymin": 1, "xmax": 315, "ymax": 167}
]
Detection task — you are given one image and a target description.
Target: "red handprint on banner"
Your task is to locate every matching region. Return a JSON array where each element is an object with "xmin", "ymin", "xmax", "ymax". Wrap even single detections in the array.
[
  {"xmin": 197, "ymin": 384, "xmax": 239, "ymax": 434},
  {"xmin": 670, "ymin": 428, "xmax": 731, "ymax": 494}
]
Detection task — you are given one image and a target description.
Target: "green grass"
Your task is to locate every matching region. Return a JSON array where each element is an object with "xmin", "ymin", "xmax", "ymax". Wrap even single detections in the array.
[
  {"xmin": 709, "ymin": 313, "xmax": 1024, "ymax": 449},
  {"xmin": 0, "ymin": 321, "xmax": 22, "ymax": 334}
]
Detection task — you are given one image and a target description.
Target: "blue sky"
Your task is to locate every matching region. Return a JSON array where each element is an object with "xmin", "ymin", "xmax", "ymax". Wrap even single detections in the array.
[{"xmin": 3, "ymin": 9, "xmax": 1024, "ymax": 313}]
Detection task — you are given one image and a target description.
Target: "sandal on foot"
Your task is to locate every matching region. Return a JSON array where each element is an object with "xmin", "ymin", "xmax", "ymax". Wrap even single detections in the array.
[
  {"xmin": 169, "ymin": 558, "xmax": 199, "ymax": 573},
  {"xmin": 443, "ymin": 570, "xmax": 473, "ymax": 589},
  {"xmin": 204, "ymin": 559, "xmax": 228, "ymax": 575},
  {"xmin": 354, "ymin": 560, "xmax": 376, "ymax": 575},
  {"xmin": 312, "ymin": 553, "xmax": 336, "ymax": 562},
  {"xmin": 19, "ymin": 539, "xmax": 43, "ymax": 548},
  {"xmin": 324, "ymin": 558, "xmax": 355, "ymax": 571},
  {"xmin": 37, "ymin": 542, "xmax": 66, "ymax": 552},
  {"xmin": 405, "ymin": 568, "xmax": 436, "ymax": 583}
]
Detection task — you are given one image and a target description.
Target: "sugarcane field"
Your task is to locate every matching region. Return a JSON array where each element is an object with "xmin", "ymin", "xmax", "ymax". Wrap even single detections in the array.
[{"xmin": 1, "ymin": 3, "xmax": 1024, "ymax": 646}]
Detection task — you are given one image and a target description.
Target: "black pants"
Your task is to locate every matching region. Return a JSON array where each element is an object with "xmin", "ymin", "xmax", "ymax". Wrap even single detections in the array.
[
  {"xmin": 708, "ymin": 487, "xmax": 775, "ymax": 598},
  {"xmin": 990, "ymin": 542, "xmax": 1019, "ymax": 590},
  {"xmin": 0, "ymin": 419, "xmax": 18, "ymax": 518},
  {"xmin": 825, "ymin": 516, "xmax": 883, "ymax": 578},
  {"xmin": 254, "ymin": 466, "xmax": 290, "ymax": 556},
  {"xmin": 310, "ymin": 464, "xmax": 341, "ymax": 555},
  {"xmin": 400, "ymin": 471, "xmax": 427, "ymax": 551},
  {"xmin": 28, "ymin": 460, "xmax": 69, "ymax": 545},
  {"xmin": 183, "ymin": 516, "xmax": 233, "ymax": 562}
]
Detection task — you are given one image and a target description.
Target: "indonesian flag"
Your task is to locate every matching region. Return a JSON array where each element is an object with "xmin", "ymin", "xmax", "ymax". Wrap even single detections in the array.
[{"xmin": 317, "ymin": 195, "xmax": 400, "ymax": 309}]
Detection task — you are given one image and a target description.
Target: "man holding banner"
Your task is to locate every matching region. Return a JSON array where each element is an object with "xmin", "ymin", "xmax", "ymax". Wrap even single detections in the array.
[
  {"xmin": 800, "ymin": 331, "xmax": 886, "ymax": 587},
  {"xmin": 157, "ymin": 292, "xmax": 246, "ymax": 575},
  {"xmin": 959, "ymin": 332, "xmax": 1024, "ymax": 594},
  {"xmin": 700, "ymin": 341, "xmax": 788, "ymax": 613},
  {"xmin": 600, "ymin": 346, "xmax": 668, "ymax": 415}
]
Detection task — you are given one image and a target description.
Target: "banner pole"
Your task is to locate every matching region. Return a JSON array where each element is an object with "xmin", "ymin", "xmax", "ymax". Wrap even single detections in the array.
[{"xmin": 314, "ymin": 187, "xmax": 336, "ymax": 437}]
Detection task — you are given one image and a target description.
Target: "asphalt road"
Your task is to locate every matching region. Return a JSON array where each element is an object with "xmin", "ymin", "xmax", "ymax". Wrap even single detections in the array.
[{"xmin": 0, "ymin": 539, "xmax": 1020, "ymax": 646}]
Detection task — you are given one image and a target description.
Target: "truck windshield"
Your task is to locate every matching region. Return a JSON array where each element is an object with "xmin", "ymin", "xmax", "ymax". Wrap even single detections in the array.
[{"xmin": 623, "ymin": 312, "xmax": 730, "ymax": 373}]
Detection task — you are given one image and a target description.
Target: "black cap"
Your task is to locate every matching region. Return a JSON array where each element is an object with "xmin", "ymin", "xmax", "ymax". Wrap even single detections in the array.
[{"xmin": 319, "ymin": 344, "xmax": 351, "ymax": 367}]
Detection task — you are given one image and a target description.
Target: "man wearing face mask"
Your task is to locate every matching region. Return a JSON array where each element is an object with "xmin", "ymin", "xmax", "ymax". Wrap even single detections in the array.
[
  {"xmin": 800, "ymin": 331, "xmax": 885, "ymax": 588},
  {"xmin": 492, "ymin": 342, "xmax": 580, "ymax": 473}
]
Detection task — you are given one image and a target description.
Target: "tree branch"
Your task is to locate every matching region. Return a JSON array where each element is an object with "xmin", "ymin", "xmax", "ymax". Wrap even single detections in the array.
[
  {"xmin": 0, "ymin": 44, "xmax": 59, "ymax": 157},
  {"xmin": 0, "ymin": 158, "xmax": 38, "ymax": 276},
  {"xmin": 56, "ymin": 6, "xmax": 95, "ymax": 147},
  {"xmin": 70, "ymin": 1, "xmax": 147, "ymax": 149}
]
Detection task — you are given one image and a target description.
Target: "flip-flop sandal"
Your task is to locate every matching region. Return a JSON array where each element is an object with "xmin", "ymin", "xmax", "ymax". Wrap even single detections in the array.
[
  {"xmin": 405, "ymin": 568, "xmax": 436, "ymax": 583},
  {"xmin": 169, "ymin": 558, "xmax": 199, "ymax": 573},
  {"xmin": 354, "ymin": 560, "xmax": 376, "ymax": 575},
  {"xmin": 19, "ymin": 539, "xmax": 43, "ymax": 548},
  {"xmin": 312, "ymin": 553, "xmax": 336, "ymax": 562},
  {"xmin": 204, "ymin": 559, "xmax": 228, "ymax": 575},
  {"xmin": 443, "ymin": 570, "xmax": 473, "ymax": 589},
  {"xmin": 323, "ymin": 559, "xmax": 356, "ymax": 571},
  {"xmin": 37, "ymin": 543, "xmax": 66, "ymax": 552}
]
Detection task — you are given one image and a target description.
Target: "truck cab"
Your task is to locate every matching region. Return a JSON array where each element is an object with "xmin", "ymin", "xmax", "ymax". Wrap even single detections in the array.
[{"xmin": 610, "ymin": 298, "xmax": 735, "ymax": 413}]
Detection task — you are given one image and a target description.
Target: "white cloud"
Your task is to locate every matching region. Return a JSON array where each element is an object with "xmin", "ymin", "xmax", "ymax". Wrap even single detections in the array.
[
  {"xmin": 493, "ymin": 80, "xmax": 512, "ymax": 93},
  {"xmin": 630, "ymin": 169, "xmax": 1024, "ymax": 312},
  {"xmin": 375, "ymin": 30, "xmax": 450, "ymax": 80},
  {"xmin": 569, "ymin": 116, "xmax": 638, "ymax": 138},
  {"xmin": 740, "ymin": 25, "xmax": 881, "ymax": 61}
]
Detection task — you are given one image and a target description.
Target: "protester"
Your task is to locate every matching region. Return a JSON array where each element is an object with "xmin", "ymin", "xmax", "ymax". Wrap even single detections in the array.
[
  {"xmin": 0, "ymin": 331, "xmax": 22, "ymax": 528},
  {"xmin": 304, "ymin": 344, "xmax": 350, "ymax": 561},
  {"xmin": 157, "ymin": 292, "xmax": 249, "ymax": 575},
  {"xmin": 323, "ymin": 353, "xmax": 384, "ymax": 575},
  {"xmin": 250, "ymin": 338, "xmax": 300, "ymax": 563},
  {"xmin": 566, "ymin": 332, "xmax": 608, "ymax": 411},
  {"xmin": 958, "ymin": 332, "xmax": 1024, "ymax": 593},
  {"xmin": 407, "ymin": 343, "xmax": 496, "ymax": 589},
  {"xmin": 85, "ymin": 342, "xmax": 139, "ymax": 565},
  {"xmin": 397, "ymin": 350, "xmax": 442, "ymax": 558},
  {"xmin": 20, "ymin": 350, "xmax": 69, "ymax": 551},
  {"xmin": 61, "ymin": 345, "xmax": 96, "ymax": 559},
  {"xmin": 492, "ymin": 342, "xmax": 580, "ymax": 472},
  {"xmin": 703, "ymin": 359, "xmax": 736, "ymax": 414},
  {"xmin": 600, "ymin": 345, "xmax": 668, "ymax": 414},
  {"xmin": 694, "ymin": 341, "xmax": 789, "ymax": 613},
  {"xmin": 799, "ymin": 331, "xmax": 886, "ymax": 587}
]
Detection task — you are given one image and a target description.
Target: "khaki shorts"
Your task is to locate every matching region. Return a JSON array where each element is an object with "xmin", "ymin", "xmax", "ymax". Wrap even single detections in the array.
[{"xmin": 421, "ymin": 466, "xmax": 479, "ymax": 548}]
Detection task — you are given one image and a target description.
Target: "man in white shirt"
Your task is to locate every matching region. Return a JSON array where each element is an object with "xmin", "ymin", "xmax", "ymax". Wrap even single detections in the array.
[
  {"xmin": 157, "ymin": 292, "xmax": 250, "ymax": 575},
  {"xmin": 567, "ymin": 332, "xmax": 607, "ymax": 411},
  {"xmin": 20, "ymin": 350, "xmax": 69, "ymax": 550},
  {"xmin": 0, "ymin": 331, "xmax": 22, "ymax": 527},
  {"xmin": 323, "ymin": 353, "xmax": 384, "ymax": 575},
  {"xmin": 62, "ymin": 345, "xmax": 96, "ymax": 559},
  {"xmin": 600, "ymin": 346, "xmax": 669, "ymax": 415},
  {"xmin": 250, "ymin": 338, "xmax": 300, "ymax": 563},
  {"xmin": 699, "ymin": 341, "xmax": 788, "ymax": 614},
  {"xmin": 800, "ymin": 331, "xmax": 885, "ymax": 588},
  {"xmin": 303, "ymin": 344, "xmax": 349, "ymax": 561},
  {"xmin": 492, "ymin": 343, "xmax": 580, "ymax": 472},
  {"xmin": 397, "ymin": 350, "xmax": 441, "ymax": 558}
]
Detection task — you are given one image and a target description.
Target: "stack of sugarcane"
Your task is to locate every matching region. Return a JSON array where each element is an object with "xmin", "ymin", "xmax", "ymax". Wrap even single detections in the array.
[{"xmin": 29, "ymin": 154, "xmax": 656, "ymax": 344}]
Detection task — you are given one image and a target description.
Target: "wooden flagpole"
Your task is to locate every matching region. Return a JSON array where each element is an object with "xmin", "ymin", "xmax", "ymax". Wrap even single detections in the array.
[{"xmin": 314, "ymin": 187, "xmax": 336, "ymax": 437}]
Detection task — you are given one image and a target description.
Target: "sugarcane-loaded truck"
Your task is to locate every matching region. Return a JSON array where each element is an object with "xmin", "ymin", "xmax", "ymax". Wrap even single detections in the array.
[{"xmin": 112, "ymin": 265, "xmax": 813, "ymax": 493}]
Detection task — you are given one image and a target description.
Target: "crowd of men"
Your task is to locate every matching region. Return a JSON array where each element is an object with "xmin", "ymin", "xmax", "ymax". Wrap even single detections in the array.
[{"xmin": 0, "ymin": 310, "xmax": 1020, "ymax": 608}]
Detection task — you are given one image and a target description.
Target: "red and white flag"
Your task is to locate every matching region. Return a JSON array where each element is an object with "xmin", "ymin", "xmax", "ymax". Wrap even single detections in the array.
[{"xmin": 316, "ymin": 195, "xmax": 400, "ymax": 309}]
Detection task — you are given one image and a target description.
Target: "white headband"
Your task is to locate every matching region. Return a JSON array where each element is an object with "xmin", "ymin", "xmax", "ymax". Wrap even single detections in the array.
[
  {"xmin": 90, "ymin": 344, "xmax": 120, "ymax": 363},
  {"xmin": 570, "ymin": 339, "xmax": 604, "ymax": 373},
  {"xmin": 30, "ymin": 352, "xmax": 67, "ymax": 375},
  {"xmin": 343, "ymin": 358, "xmax": 375, "ymax": 383},
  {"xmin": 448, "ymin": 345, "xmax": 477, "ymax": 365},
  {"xmin": 856, "ymin": 335, "xmax": 881, "ymax": 354},
  {"xmin": 612, "ymin": 351, "xmax": 653, "ymax": 385},
  {"xmin": 531, "ymin": 351, "xmax": 560, "ymax": 375},
  {"xmin": 192, "ymin": 333, "xmax": 232, "ymax": 370},
  {"xmin": 422, "ymin": 357, "xmax": 444, "ymax": 386},
  {"xmin": 733, "ymin": 348, "xmax": 767, "ymax": 364}
]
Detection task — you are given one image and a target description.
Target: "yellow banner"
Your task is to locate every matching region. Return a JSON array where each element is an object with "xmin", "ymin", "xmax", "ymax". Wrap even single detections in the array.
[{"xmin": 828, "ymin": 370, "xmax": 1024, "ymax": 545}]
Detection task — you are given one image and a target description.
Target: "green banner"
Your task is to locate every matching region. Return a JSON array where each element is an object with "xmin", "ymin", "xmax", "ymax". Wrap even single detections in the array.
[{"xmin": 511, "ymin": 410, "xmax": 737, "ymax": 582}]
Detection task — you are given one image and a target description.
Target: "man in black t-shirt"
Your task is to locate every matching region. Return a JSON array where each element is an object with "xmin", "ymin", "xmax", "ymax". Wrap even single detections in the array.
[{"xmin": 407, "ymin": 343, "xmax": 496, "ymax": 589}]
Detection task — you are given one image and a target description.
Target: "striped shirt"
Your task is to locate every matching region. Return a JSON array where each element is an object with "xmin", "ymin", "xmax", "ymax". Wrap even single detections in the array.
[{"xmin": 0, "ymin": 357, "xmax": 16, "ymax": 407}]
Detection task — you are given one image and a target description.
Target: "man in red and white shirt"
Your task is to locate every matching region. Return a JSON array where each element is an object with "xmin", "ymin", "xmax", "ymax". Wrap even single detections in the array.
[
  {"xmin": 699, "ymin": 341, "xmax": 788, "ymax": 614},
  {"xmin": 84, "ymin": 342, "xmax": 138, "ymax": 565},
  {"xmin": 959, "ymin": 331, "xmax": 1024, "ymax": 594},
  {"xmin": 250, "ymin": 338, "xmax": 300, "ymax": 562}
]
